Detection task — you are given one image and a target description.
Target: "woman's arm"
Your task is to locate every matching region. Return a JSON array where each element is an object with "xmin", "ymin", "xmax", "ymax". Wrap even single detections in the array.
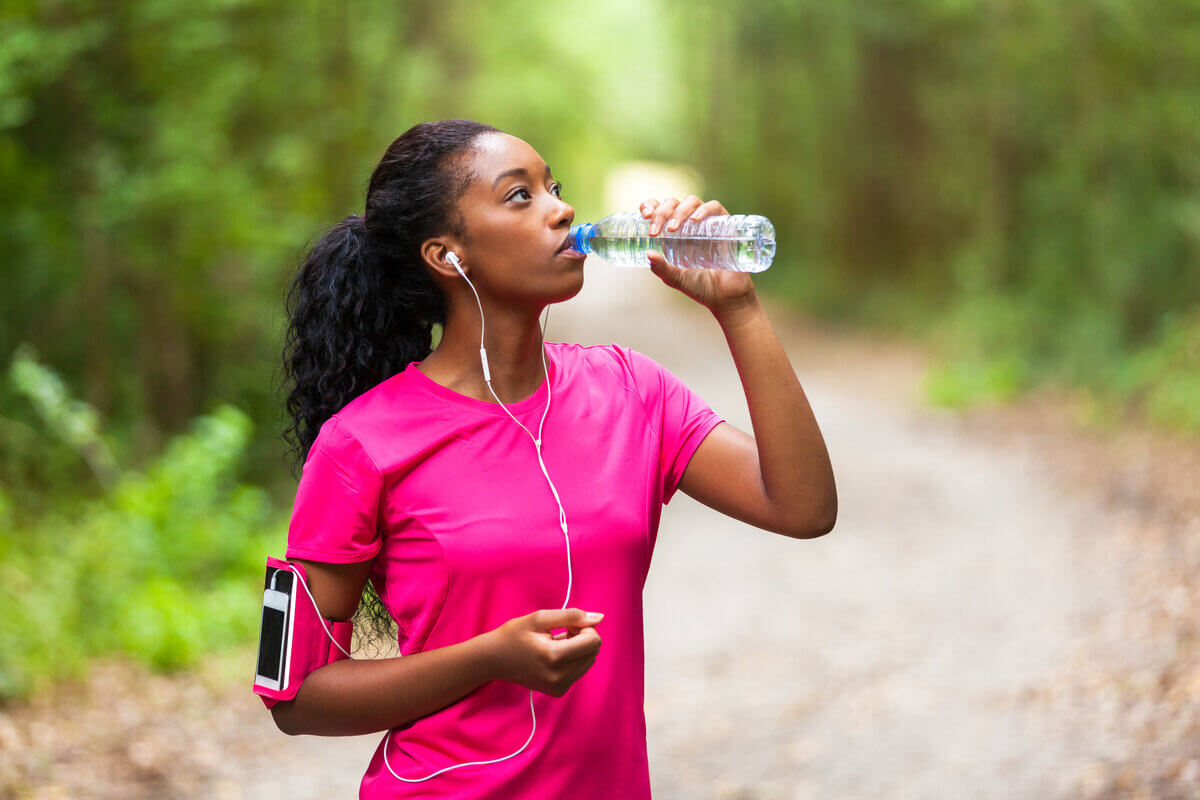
[
  {"xmin": 640, "ymin": 196, "xmax": 837, "ymax": 539},
  {"xmin": 273, "ymin": 636, "xmax": 500, "ymax": 736},
  {"xmin": 269, "ymin": 559, "xmax": 604, "ymax": 736},
  {"xmin": 270, "ymin": 559, "xmax": 499, "ymax": 737},
  {"xmin": 679, "ymin": 295, "xmax": 837, "ymax": 539}
]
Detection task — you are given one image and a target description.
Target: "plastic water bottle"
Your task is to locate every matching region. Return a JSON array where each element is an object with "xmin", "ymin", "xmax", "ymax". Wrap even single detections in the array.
[{"xmin": 567, "ymin": 212, "xmax": 775, "ymax": 272}]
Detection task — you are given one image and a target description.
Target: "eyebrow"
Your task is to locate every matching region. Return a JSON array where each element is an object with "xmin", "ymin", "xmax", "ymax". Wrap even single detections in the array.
[{"xmin": 492, "ymin": 163, "xmax": 553, "ymax": 190}]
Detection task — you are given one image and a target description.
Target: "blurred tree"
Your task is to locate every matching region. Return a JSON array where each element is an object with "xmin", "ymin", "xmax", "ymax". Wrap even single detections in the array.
[
  {"xmin": 4, "ymin": 0, "xmax": 1199, "ymax": 510},
  {"xmin": 0, "ymin": 0, "xmax": 690, "ymax": 503},
  {"xmin": 678, "ymin": 0, "xmax": 1200, "ymax": 412}
]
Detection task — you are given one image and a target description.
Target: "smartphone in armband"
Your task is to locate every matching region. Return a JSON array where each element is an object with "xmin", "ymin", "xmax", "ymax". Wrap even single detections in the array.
[{"xmin": 255, "ymin": 564, "xmax": 297, "ymax": 693}]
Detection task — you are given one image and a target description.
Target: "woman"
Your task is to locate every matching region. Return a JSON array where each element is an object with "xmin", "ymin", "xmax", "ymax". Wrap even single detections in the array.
[{"xmin": 271, "ymin": 118, "xmax": 836, "ymax": 798}]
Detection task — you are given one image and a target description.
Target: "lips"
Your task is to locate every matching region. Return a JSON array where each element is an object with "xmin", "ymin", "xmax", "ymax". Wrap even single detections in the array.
[{"xmin": 557, "ymin": 232, "xmax": 573, "ymax": 253}]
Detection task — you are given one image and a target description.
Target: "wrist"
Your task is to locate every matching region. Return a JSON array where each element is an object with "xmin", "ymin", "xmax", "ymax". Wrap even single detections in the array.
[
  {"xmin": 712, "ymin": 292, "xmax": 763, "ymax": 328},
  {"xmin": 473, "ymin": 629, "xmax": 505, "ymax": 683}
]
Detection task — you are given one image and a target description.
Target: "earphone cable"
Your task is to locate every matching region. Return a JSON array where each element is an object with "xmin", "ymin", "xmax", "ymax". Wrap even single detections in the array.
[{"xmin": 374, "ymin": 255, "xmax": 571, "ymax": 782}]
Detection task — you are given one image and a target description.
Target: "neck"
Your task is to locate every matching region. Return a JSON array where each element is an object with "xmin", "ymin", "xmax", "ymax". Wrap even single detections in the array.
[{"xmin": 418, "ymin": 295, "xmax": 548, "ymax": 405}]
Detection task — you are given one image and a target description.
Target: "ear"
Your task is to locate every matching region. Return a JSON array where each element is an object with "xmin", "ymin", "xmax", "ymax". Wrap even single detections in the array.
[{"xmin": 420, "ymin": 237, "xmax": 465, "ymax": 279}]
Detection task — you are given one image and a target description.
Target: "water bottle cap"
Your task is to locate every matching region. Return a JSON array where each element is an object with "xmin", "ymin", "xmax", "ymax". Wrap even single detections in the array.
[{"xmin": 568, "ymin": 223, "xmax": 595, "ymax": 255}]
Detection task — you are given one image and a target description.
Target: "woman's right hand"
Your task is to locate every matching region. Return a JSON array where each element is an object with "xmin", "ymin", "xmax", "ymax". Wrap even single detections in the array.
[{"xmin": 484, "ymin": 608, "xmax": 604, "ymax": 697}]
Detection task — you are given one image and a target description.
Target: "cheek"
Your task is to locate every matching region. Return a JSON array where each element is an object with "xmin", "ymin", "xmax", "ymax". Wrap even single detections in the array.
[{"xmin": 478, "ymin": 217, "xmax": 530, "ymax": 257}]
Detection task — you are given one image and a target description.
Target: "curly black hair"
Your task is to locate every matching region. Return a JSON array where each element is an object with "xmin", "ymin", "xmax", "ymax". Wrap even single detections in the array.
[{"xmin": 275, "ymin": 118, "xmax": 501, "ymax": 644}]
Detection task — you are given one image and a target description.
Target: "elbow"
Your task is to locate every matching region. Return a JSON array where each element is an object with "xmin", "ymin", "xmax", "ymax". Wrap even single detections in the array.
[
  {"xmin": 811, "ymin": 513, "xmax": 838, "ymax": 538},
  {"xmin": 788, "ymin": 496, "xmax": 838, "ymax": 540},
  {"xmin": 271, "ymin": 701, "xmax": 304, "ymax": 736},
  {"xmin": 790, "ymin": 517, "xmax": 836, "ymax": 539}
]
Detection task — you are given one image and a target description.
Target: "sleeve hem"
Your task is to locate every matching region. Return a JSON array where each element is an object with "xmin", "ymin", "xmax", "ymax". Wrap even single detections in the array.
[
  {"xmin": 663, "ymin": 414, "xmax": 725, "ymax": 505},
  {"xmin": 284, "ymin": 543, "xmax": 382, "ymax": 564}
]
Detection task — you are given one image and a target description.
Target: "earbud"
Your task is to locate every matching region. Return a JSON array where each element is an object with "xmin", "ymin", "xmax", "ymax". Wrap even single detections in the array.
[{"xmin": 446, "ymin": 251, "xmax": 466, "ymax": 277}]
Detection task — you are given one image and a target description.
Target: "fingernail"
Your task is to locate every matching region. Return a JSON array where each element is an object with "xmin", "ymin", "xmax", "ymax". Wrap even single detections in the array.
[
  {"xmin": 649, "ymin": 223, "xmax": 659, "ymax": 235},
  {"xmin": 587, "ymin": 612, "xmax": 603, "ymax": 621}
]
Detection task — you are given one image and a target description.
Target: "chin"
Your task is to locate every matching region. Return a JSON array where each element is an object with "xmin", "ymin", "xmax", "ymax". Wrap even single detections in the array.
[{"xmin": 550, "ymin": 270, "xmax": 585, "ymax": 304}]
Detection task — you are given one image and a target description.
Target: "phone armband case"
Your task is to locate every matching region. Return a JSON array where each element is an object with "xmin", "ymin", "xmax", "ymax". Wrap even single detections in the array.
[{"xmin": 253, "ymin": 556, "xmax": 353, "ymax": 709}]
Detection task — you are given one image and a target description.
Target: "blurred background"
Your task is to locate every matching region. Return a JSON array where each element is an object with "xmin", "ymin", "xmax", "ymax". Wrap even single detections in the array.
[{"xmin": 2, "ymin": 0, "xmax": 1198, "ymax": 797}]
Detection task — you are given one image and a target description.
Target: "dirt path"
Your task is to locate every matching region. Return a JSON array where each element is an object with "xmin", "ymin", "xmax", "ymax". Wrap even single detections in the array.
[
  {"xmin": 565, "ymin": 282, "xmax": 1126, "ymax": 799},
  {"xmin": 3, "ymin": 268, "xmax": 1195, "ymax": 798}
]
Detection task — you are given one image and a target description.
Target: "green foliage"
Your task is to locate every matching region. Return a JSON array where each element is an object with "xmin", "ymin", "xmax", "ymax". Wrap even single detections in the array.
[
  {"xmin": 924, "ymin": 355, "xmax": 1029, "ymax": 410},
  {"xmin": 8, "ymin": 343, "xmax": 119, "ymax": 488},
  {"xmin": 0, "ymin": 351, "xmax": 282, "ymax": 700},
  {"xmin": 3, "ymin": 0, "xmax": 1191, "ymax": 461},
  {"xmin": 681, "ymin": 0, "xmax": 1200, "ymax": 433},
  {"xmin": 1124, "ymin": 310, "xmax": 1200, "ymax": 432},
  {"xmin": 0, "ymin": 0, "xmax": 685, "ymax": 488}
]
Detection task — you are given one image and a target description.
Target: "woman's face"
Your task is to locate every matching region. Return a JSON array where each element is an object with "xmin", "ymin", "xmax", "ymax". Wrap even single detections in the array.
[{"xmin": 431, "ymin": 132, "xmax": 583, "ymax": 309}]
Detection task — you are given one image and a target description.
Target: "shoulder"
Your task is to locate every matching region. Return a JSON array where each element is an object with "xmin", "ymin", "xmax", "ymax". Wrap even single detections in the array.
[
  {"xmin": 333, "ymin": 368, "xmax": 411, "ymax": 425},
  {"xmin": 314, "ymin": 365, "xmax": 432, "ymax": 462},
  {"xmin": 547, "ymin": 341, "xmax": 676, "ymax": 423},
  {"xmin": 546, "ymin": 340, "xmax": 656, "ymax": 386},
  {"xmin": 307, "ymin": 413, "xmax": 381, "ymax": 477},
  {"xmin": 548, "ymin": 340, "xmax": 670, "ymax": 398}
]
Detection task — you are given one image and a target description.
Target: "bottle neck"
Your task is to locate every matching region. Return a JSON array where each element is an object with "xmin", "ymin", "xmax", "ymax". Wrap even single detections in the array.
[{"xmin": 569, "ymin": 222, "xmax": 597, "ymax": 255}]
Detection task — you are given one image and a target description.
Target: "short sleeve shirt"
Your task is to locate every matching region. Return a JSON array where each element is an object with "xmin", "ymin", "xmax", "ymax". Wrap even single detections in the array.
[{"xmin": 285, "ymin": 341, "xmax": 725, "ymax": 799}]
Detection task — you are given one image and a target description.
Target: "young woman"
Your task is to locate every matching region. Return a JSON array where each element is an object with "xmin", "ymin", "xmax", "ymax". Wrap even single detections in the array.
[{"xmin": 272, "ymin": 118, "xmax": 836, "ymax": 798}]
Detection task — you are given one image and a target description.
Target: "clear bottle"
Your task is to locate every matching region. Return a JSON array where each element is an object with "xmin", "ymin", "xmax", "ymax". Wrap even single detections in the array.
[{"xmin": 567, "ymin": 212, "xmax": 775, "ymax": 272}]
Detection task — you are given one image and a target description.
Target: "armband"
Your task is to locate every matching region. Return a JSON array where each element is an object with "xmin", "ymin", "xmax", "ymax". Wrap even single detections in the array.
[{"xmin": 253, "ymin": 556, "xmax": 353, "ymax": 710}]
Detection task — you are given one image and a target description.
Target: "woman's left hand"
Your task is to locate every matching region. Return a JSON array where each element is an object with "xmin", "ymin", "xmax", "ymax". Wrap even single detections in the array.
[{"xmin": 639, "ymin": 195, "xmax": 757, "ymax": 316}]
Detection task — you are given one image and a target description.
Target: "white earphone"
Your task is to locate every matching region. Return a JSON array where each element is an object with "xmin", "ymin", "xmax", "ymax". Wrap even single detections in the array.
[
  {"xmin": 446, "ymin": 249, "xmax": 466, "ymax": 277},
  {"xmin": 368, "ymin": 248, "xmax": 571, "ymax": 782}
]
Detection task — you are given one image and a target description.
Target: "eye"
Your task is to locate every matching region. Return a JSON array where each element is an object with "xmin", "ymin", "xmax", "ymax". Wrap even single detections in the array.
[{"xmin": 508, "ymin": 183, "xmax": 564, "ymax": 203}]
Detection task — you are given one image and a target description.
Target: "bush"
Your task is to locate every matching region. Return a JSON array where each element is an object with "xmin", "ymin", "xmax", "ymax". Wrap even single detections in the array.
[{"xmin": 1, "ymin": 347, "xmax": 283, "ymax": 700}]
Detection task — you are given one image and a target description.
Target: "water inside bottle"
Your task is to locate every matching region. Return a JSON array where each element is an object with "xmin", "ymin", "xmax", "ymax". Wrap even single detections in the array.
[
  {"xmin": 590, "ymin": 231, "xmax": 772, "ymax": 271},
  {"xmin": 569, "ymin": 213, "xmax": 775, "ymax": 271}
]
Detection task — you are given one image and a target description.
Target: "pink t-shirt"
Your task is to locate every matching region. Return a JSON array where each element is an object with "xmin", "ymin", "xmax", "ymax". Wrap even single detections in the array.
[{"xmin": 285, "ymin": 341, "xmax": 725, "ymax": 799}]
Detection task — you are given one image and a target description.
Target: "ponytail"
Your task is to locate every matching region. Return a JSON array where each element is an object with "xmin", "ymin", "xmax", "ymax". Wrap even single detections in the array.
[
  {"xmin": 278, "ymin": 119, "xmax": 499, "ymax": 477},
  {"xmin": 279, "ymin": 213, "xmax": 435, "ymax": 476}
]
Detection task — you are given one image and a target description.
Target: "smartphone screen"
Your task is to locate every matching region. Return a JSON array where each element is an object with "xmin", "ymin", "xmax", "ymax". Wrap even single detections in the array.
[
  {"xmin": 257, "ymin": 603, "xmax": 286, "ymax": 682},
  {"xmin": 255, "ymin": 567, "xmax": 295, "ymax": 690}
]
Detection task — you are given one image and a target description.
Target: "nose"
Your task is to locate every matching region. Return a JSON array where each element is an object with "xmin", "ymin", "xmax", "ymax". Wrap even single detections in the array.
[{"xmin": 552, "ymin": 197, "xmax": 574, "ymax": 228}]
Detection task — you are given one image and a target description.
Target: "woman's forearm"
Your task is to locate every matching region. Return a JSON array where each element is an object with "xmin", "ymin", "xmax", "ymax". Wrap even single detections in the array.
[
  {"xmin": 271, "ymin": 631, "xmax": 500, "ymax": 737},
  {"xmin": 713, "ymin": 292, "xmax": 837, "ymax": 534}
]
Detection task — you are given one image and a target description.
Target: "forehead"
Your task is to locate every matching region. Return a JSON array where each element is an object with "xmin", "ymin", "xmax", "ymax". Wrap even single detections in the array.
[{"xmin": 467, "ymin": 133, "xmax": 548, "ymax": 190}]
